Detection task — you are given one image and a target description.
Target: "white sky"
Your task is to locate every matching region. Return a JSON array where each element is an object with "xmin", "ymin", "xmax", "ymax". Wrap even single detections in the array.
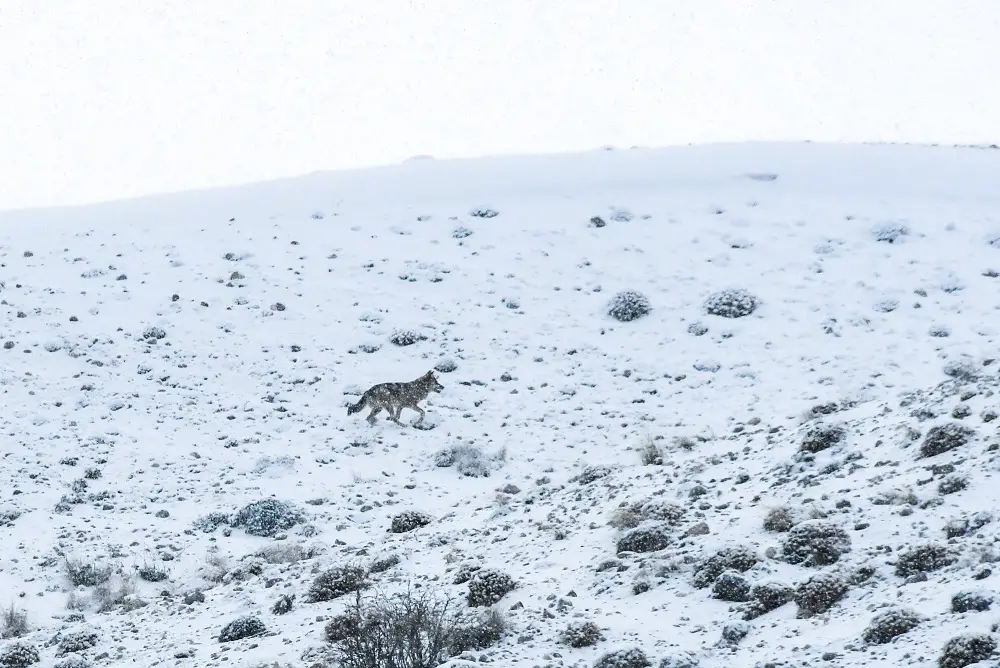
[{"xmin": 0, "ymin": 1, "xmax": 998, "ymax": 212}]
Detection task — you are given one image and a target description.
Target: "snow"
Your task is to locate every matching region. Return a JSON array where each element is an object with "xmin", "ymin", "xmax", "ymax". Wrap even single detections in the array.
[{"xmin": 1, "ymin": 141, "xmax": 1000, "ymax": 667}]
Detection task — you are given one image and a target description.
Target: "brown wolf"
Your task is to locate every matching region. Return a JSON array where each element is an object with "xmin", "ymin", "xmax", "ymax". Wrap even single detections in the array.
[{"xmin": 347, "ymin": 370, "xmax": 444, "ymax": 426}]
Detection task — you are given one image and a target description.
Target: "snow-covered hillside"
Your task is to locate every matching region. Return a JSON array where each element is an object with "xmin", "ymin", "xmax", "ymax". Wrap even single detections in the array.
[{"xmin": 1, "ymin": 142, "xmax": 1000, "ymax": 668}]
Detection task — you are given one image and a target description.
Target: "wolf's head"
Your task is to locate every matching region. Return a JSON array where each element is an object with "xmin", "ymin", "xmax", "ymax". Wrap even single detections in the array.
[{"xmin": 422, "ymin": 370, "xmax": 444, "ymax": 393}]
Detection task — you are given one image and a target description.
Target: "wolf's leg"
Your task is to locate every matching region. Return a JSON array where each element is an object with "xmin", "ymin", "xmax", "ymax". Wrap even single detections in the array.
[
  {"xmin": 412, "ymin": 406, "xmax": 426, "ymax": 425},
  {"xmin": 387, "ymin": 406, "xmax": 405, "ymax": 426},
  {"xmin": 366, "ymin": 407, "xmax": 381, "ymax": 425}
]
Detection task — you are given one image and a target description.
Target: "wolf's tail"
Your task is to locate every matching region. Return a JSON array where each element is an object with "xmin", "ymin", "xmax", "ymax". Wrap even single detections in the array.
[{"xmin": 347, "ymin": 394, "xmax": 367, "ymax": 416}]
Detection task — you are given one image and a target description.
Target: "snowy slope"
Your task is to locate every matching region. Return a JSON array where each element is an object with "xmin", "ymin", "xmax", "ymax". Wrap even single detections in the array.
[{"xmin": 1, "ymin": 142, "xmax": 1000, "ymax": 668}]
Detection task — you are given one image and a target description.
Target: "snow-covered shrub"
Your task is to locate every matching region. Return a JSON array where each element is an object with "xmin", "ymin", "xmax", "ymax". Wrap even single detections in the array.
[
  {"xmin": 452, "ymin": 226, "xmax": 474, "ymax": 239},
  {"xmin": 895, "ymin": 544, "xmax": 957, "ymax": 577},
  {"xmin": 137, "ymin": 562, "xmax": 169, "ymax": 583},
  {"xmin": 449, "ymin": 609, "xmax": 507, "ymax": 654},
  {"xmin": 800, "ymin": 423, "xmax": 846, "ymax": 453},
  {"xmin": 231, "ymin": 499, "xmax": 304, "ymax": 537},
  {"xmin": 434, "ymin": 444, "xmax": 501, "ymax": 478},
  {"xmin": 781, "ymin": 520, "xmax": 851, "ymax": 566},
  {"xmin": 762, "ymin": 505, "xmax": 825, "ymax": 533},
  {"xmin": 64, "ymin": 558, "xmax": 113, "ymax": 587},
  {"xmin": 0, "ymin": 642, "xmax": 40, "ymax": 668},
  {"xmin": 703, "ymin": 288, "xmax": 758, "ymax": 318},
  {"xmin": 467, "ymin": 569, "xmax": 516, "ymax": 607},
  {"xmin": 712, "ymin": 570, "xmax": 751, "ymax": 602},
  {"xmin": 307, "ymin": 565, "xmax": 368, "ymax": 603},
  {"xmin": 452, "ymin": 563, "xmax": 481, "ymax": 585},
  {"xmin": 389, "ymin": 329, "xmax": 427, "ymax": 346},
  {"xmin": 939, "ymin": 475, "xmax": 969, "ymax": 496},
  {"xmin": 692, "ymin": 546, "xmax": 760, "ymax": 589},
  {"xmin": 938, "ymin": 633, "xmax": 996, "ymax": 668},
  {"xmin": 862, "ymin": 608, "xmax": 923, "ymax": 644},
  {"xmin": 559, "ymin": 620, "xmax": 604, "ymax": 648},
  {"xmin": 192, "ymin": 511, "xmax": 231, "ymax": 533},
  {"xmin": 369, "ymin": 554, "xmax": 401, "ymax": 574},
  {"xmin": 720, "ymin": 621, "xmax": 750, "ymax": 646},
  {"xmin": 218, "ymin": 615, "xmax": 266, "ymax": 642},
  {"xmin": 951, "ymin": 590, "xmax": 993, "ymax": 613},
  {"xmin": 470, "ymin": 207, "xmax": 498, "ymax": 218},
  {"xmin": 794, "ymin": 570, "xmax": 849, "ymax": 617},
  {"xmin": 943, "ymin": 358, "xmax": 980, "ymax": 381},
  {"xmin": 323, "ymin": 613, "xmax": 361, "ymax": 644},
  {"xmin": 658, "ymin": 653, "xmax": 700, "ymax": 668},
  {"xmin": 919, "ymin": 423, "xmax": 976, "ymax": 458},
  {"xmin": 0, "ymin": 604, "xmax": 28, "ymax": 639},
  {"xmin": 594, "ymin": 647, "xmax": 651, "ymax": 668},
  {"xmin": 743, "ymin": 581, "xmax": 794, "ymax": 620},
  {"xmin": 610, "ymin": 500, "xmax": 685, "ymax": 530},
  {"xmin": 54, "ymin": 656, "xmax": 90, "ymax": 668},
  {"xmin": 55, "ymin": 629, "xmax": 99, "ymax": 655},
  {"xmin": 390, "ymin": 511, "xmax": 432, "ymax": 534},
  {"xmin": 616, "ymin": 523, "xmax": 671, "ymax": 554},
  {"xmin": 607, "ymin": 290, "xmax": 652, "ymax": 322},
  {"xmin": 271, "ymin": 594, "xmax": 295, "ymax": 615},
  {"xmin": 142, "ymin": 326, "xmax": 166, "ymax": 341},
  {"xmin": 434, "ymin": 358, "xmax": 457, "ymax": 373},
  {"xmin": 872, "ymin": 223, "xmax": 910, "ymax": 243}
]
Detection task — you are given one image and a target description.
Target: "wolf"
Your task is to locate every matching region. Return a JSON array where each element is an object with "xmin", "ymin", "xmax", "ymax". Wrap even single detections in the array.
[{"xmin": 347, "ymin": 370, "xmax": 444, "ymax": 426}]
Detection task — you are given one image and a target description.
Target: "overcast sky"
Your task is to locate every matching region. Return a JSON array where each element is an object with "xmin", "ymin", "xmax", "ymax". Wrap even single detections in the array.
[{"xmin": 0, "ymin": 1, "xmax": 997, "ymax": 211}]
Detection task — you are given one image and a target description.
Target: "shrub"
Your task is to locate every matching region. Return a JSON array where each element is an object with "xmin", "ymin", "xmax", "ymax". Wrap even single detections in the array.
[
  {"xmin": 574, "ymin": 465, "xmax": 613, "ymax": 484},
  {"xmin": 470, "ymin": 208, "xmax": 498, "ymax": 218},
  {"xmin": 64, "ymin": 558, "xmax": 114, "ymax": 588},
  {"xmin": 192, "ymin": 511, "xmax": 231, "ymax": 533},
  {"xmin": 616, "ymin": 524, "xmax": 671, "ymax": 554},
  {"xmin": 0, "ymin": 642, "xmax": 40, "ymax": 668},
  {"xmin": 607, "ymin": 291, "xmax": 652, "ymax": 322},
  {"xmin": 0, "ymin": 604, "xmax": 28, "ymax": 639},
  {"xmin": 800, "ymin": 424, "xmax": 846, "ymax": 453},
  {"xmin": 872, "ymin": 223, "xmax": 910, "ymax": 243},
  {"xmin": 711, "ymin": 570, "xmax": 751, "ymax": 602},
  {"xmin": 467, "ymin": 569, "xmax": 516, "ymax": 607},
  {"xmin": 449, "ymin": 609, "xmax": 507, "ymax": 654},
  {"xmin": 93, "ymin": 573, "xmax": 139, "ymax": 613},
  {"xmin": 720, "ymin": 621, "xmax": 750, "ymax": 646},
  {"xmin": 594, "ymin": 648, "xmax": 651, "ymax": 668},
  {"xmin": 895, "ymin": 544, "xmax": 956, "ymax": 577},
  {"xmin": 307, "ymin": 565, "xmax": 368, "ymax": 603},
  {"xmin": 919, "ymin": 423, "xmax": 976, "ymax": 458},
  {"xmin": 939, "ymin": 475, "xmax": 969, "ymax": 496},
  {"xmin": 325, "ymin": 587, "xmax": 502, "ymax": 668},
  {"xmin": 938, "ymin": 633, "xmax": 996, "ymax": 668},
  {"xmin": 781, "ymin": 520, "xmax": 851, "ymax": 566},
  {"xmin": 271, "ymin": 594, "xmax": 295, "ymax": 615},
  {"xmin": 56, "ymin": 629, "xmax": 99, "ymax": 655},
  {"xmin": 390, "ymin": 511, "xmax": 433, "ymax": 534},
  {"xmin": 794, "ymin": 571, "xmax": 849, "ymax": 617},
  {"xmin": 232, "ymin": 499, "xmax": 304, "ymax": 537},
  {"xmin": 951, "ymin": 590, "xmax": 993, "ymax": 613},
  {"xmin": 370, "ymin": 554, "xmax": 401, "ymax": 574},
  {"xmin": 862, "ymin": 608, "xmax": 923, "ymax": 644},
  {"xmin": 218, "ymin": 615, "xmax": 266, "ymax": 642},
  {"xmin": 137, "ymin": 562, "xmax": 169, "ymax": 583},
  {"xmin": 743, "ymin": 581, "xmax": 794, "ymax": 620},
  {"xmin": 762, "ymin": 506, "xmax": 824, "ymax": 533},
  {"xmin": 54, "ymin": 656, "xmax": 90, "ymax": 668},
  {"xmin": 434, "ymin": 444, "xmax": 501, "ymax": 478},
  {"xmin": 658, "ymin": 653, "xmax": 700, "ymax": 668},
  {"xmin": 692, "ymin": 546, "xmax": 759, "ymax": 589},
  {"xmin": 638, "ymin": 438, "xmax": 663, "ymax": 465},
  {"xmin": 389, "ymin": 329, "xmax": 427, "ymax": 347},
  {"xmin": 703, "ymin": 289, "xmax": 758, "ymax": 318},
  {"xmin": 559, "ymin": 621, "xmax": 604, "ymax": 648}
]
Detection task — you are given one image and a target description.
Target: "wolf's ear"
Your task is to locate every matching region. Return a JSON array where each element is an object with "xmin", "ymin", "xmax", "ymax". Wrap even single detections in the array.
[{"xmin": 424, "ymin": 370, "xmax": 434, "ymax": 378}]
